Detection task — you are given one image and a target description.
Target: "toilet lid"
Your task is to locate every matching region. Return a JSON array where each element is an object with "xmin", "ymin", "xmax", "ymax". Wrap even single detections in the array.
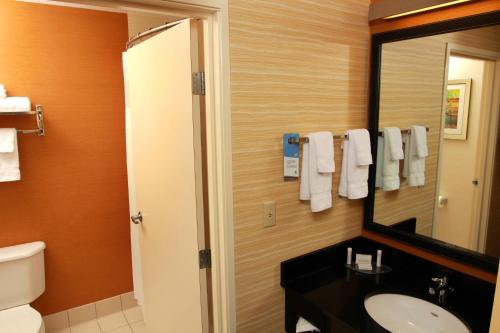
[{"xmin": 0, "ymin": 305, "xmax": 43, "ymax": 333}]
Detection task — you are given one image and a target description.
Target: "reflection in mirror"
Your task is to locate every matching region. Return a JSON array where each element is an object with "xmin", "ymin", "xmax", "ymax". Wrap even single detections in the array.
[{"xmin": 373, "ymin": 25, "xmax": 500, "ymax": 258}]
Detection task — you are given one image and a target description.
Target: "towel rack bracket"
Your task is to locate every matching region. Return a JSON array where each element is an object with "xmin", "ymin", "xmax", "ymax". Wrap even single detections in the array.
[
  {"xmin": 35, "ymin": 105, "xmax": 45, "ymax": 136},
  {"xmin": 1, "ymin": 104, "xmax": 45, "ymax": 136}
]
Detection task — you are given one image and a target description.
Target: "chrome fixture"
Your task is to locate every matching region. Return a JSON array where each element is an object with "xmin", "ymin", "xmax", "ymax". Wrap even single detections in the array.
[
  {"xmin": 126, "ymin": 20, "xmax": 183, "ymax": 49},
  {"xmin": 0, "ymin": 105, "xmax": 45, "ymax": 136},
  {"xmin": 288, "ymin": 134, "xmax": 347, "ymax": 144},
  {"xmin": 429, "ymin": 275, "xmax": 454, "ymax": 304},
  {"xmin": 131, "ymin": 212, "xmax": 143, "ymax": 225},
  {"xmin": 288, "ymin": 127, "xmax": 429, "ymax": 145}
]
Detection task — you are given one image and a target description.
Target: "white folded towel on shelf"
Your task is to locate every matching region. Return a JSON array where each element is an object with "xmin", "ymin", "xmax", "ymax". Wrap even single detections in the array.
[
  {"xmin": 403, "ymin": 125, "xmax": 428, "ymax": 187},
  {"xmin": 381, "ymin": 127, "xmax": 403, "ymax": 191},
  {"xmin": 0, "ymin": 85, "xmax": 6, "ymax": 99},
  {"xmin": 300, "ymin": 132, "xmax": 334, "ymax": 212},
  {"xmin": 0, "ymin": 97, "xmax": 31, "ymax": 112},
  {"xmin": 0, "ymin": 129, "xmax": 20, "ymax": 182},
  {"xmin": 339, "ymin": 129, "xmax": 372, "ymax": 199},
  {"xmin": 296, "ymin": 317, "xmax": 320, "ymax": 333}
]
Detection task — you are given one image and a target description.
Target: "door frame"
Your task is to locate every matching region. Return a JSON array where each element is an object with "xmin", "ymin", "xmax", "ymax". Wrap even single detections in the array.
[
  {"xmin": 28, "ymin": 0, "xmax": 235, "ymax": 332},
  {"xmin": 434, "ymin": 42, "xmax": 500, "ymax": 252}
]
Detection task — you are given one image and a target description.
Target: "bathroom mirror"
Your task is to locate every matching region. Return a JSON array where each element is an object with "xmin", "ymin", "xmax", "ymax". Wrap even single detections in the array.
[{"xmin": 366, "ymin": 12, "xmax": 500, "ymax": 273}]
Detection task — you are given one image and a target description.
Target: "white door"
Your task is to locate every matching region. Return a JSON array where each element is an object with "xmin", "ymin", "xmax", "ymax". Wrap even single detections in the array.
[
  {"xmin": 436, "ymin": 56, "xmax": 486, "ymax": 249},
  {"xmin": 124, "ymin": 19, "xmax": 208, "ymax": 333}
]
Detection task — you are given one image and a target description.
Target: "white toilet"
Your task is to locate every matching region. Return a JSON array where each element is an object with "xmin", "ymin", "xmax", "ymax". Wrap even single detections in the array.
[{"xmin": 0, "ymin": 241, "xmax": 46, "ymax": 333}]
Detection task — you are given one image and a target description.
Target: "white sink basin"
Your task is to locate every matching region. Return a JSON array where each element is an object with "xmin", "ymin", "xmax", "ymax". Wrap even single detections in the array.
[{"xmin": 364, "ymin": 293, "xmax": 470, "ymax": 333}]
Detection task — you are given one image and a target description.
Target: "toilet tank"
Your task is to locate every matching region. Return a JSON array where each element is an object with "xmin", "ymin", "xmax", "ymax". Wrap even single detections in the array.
[{"xmin": 0, "ymin": 242, "xmax": 46, "ymax": 310}]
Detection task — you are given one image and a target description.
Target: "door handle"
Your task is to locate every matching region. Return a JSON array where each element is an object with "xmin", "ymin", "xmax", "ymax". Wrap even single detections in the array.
[
  {"xmin": 438, "ymin": 196, "xmax": 448, "ymax": 208},
  {"xmin": 131, "ymin": 211, "xmax": 143, "ymax": 224}
]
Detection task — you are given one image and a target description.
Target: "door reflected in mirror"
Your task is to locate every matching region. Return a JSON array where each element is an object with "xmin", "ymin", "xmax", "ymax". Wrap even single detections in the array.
[{"xmin": 373, "ymin": 24, "xmax": 500, "ymax": 257}]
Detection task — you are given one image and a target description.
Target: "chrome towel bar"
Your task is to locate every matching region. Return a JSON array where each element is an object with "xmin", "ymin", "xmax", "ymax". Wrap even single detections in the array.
[{"xmin": 288, "ymin": 127, "xmax": 429, "ymax": 145}]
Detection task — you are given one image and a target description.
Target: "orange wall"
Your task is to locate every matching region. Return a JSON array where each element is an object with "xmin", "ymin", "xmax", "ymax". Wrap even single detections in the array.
[
  {"xmin": 0, "ymin": 1, "xmax": 132, "ymax": 315},
  {"xmin": 370, "ymin": 0, "xmax": 500, "ymax": 34}
]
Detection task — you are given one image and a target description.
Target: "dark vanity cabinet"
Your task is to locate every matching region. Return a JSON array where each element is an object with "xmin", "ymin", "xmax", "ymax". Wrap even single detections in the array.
[{"xmin": 281, "ymin": 237, "xmax": 495, "ymax": 333}]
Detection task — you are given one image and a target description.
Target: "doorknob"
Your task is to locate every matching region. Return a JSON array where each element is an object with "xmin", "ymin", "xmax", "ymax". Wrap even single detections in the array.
[{"xmin": 131, "ymin": 212, "xmax": 143, "ymax": 224}]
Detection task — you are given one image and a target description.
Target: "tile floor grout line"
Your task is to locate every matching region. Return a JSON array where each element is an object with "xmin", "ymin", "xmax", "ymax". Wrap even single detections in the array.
[
  {"xmin": 45, "ymin": 293, "xmax": 143, "ymax": 333},
  {"xmin": 64, "ymin": 310, "xmax": 71, "ymax": 333},
  {"xmin": 96, "ymin": 314, "xmax": 104, "ymax": 333}
]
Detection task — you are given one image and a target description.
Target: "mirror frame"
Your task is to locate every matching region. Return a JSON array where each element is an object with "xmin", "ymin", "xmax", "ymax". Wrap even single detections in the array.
[{"xmin": 365, "ymin": 10, "xmax": 500, "ymax": 274}]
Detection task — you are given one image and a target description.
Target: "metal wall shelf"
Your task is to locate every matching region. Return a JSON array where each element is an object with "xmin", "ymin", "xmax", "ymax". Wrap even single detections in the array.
[{"xmin": 0, "ymin": 104, "xmax": 45, "ymax": 136}]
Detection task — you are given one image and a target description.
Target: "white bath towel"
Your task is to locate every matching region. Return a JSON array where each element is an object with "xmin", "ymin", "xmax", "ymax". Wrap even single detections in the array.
[
  {"xmin": 375, "ymin": 137, "xmax": 384, "ymax": 188},
  {"xmin": 296, "ymin": 317, "xmax": 320, "ymax": 333},
  {"xmin": 0, "ymin": 128, "xmax": 15, "ymax": 153},
  {"xmin": 0, "ymin": 85, "xmax": 6, "ymax": 99},
  {"xmin": 0, "ymin": 97, "xmax": 31, "ymax": 112},
  {"xmin": 382, "ymin": 127, "xmax": 403, "ymax": 191},
  {"xmin": 300, "ymin": 133, "xmax": 334, "ymax": 212},
  {"xmin": 0, "ymin": 129, "xmax": 20, "ymax": 182},
  {"xmin": 339, "ymin": 129, "xmax": 372, "ymax": 199},
  {"xmin": 403, "ymin": 125, "xmax": 428, "ymax": 187}
]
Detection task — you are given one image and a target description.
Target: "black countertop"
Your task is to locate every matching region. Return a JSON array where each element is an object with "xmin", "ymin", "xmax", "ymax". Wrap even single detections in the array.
[{"xmin": 281, "ymin": 237, "xmax": 495, "ymax": 333}]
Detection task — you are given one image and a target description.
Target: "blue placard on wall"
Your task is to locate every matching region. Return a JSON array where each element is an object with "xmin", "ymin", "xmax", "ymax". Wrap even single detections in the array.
[{"xmin": 283, "ymin": 133, "xmax": 299, "ymax": 180}]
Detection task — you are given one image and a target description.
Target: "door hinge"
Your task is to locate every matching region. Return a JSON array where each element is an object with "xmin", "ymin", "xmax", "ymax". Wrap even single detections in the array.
[
  {"xmin": 199, "ymin": 249, "xmax": 211, "ymax": 269},
  {"xmin": 192, "ymin": 72, "xmax": 206, "ymax": 96}
]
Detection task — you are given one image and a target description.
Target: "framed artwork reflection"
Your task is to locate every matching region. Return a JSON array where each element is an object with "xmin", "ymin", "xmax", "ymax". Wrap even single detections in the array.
[{"xmin": 444, "ymin": 79, "xmax": 471, "ymax": 140}]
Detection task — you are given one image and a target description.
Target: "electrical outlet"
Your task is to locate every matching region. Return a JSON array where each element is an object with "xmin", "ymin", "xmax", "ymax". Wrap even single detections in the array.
[{"xmin": 263, "ymin": 201, "xmax": 276, "ymax": 228}]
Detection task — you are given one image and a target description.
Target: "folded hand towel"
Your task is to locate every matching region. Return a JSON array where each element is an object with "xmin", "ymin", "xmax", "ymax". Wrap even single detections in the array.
[
  {"xmin": 382, "ymin": 127, "xmax": 403, "ymax": 191},
  {"xmin": 300, "ymin": 133, "xmax": 334, "ymax": 212},
  {"xmin": 0, "ymin": 129, "xmax": 20, "ymax": 182},
  {"xmin": 296, "ymin": 317, "xmax": 320, "ymax": 333},
  {"xmin": 385, "ymin": 127, "xmax": 404, "ymax": 160},
  {"xmin": 413, "ymin": 125, "xmax": 428, "ymax": 158},
  {"xmin": 0, "ymin": 97, "xmax": 31, "ymax": 112},
  {"xmin": 352, "ymin": 129, "xmax": 372, "ymax": 166},
  {"xmin": 300, "ymin": 139, "xmax": 311, "ymax": 201},
  {"xmin": 403, "ymin": 126, "xmax": 427, "ymax": 186},
  {"xmin": 339, "ymin": 129, "xmax": 372, "ymax": 199},
  {"xmin": 0, "ymin": 85, "xmax": 6, "ymax": 99},
  {"xmin": 375, "ymin": 137, "xmax": 384, "ymax": 188},
  {"xmin": 311, "ymin": 131, "xmax": 334, "ymax": 173},
  {"xmin": 402, "ymin": 133, "xmax": 410, "ymax": 179}
]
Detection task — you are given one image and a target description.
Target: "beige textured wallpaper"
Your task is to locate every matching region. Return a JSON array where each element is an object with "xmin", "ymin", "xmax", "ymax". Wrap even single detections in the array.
[
  {"xmin": 229, "ymin": 0, "xmax": 370, "ymax": 331},
  {"xmin": 374, "ymin": 36, "xmax": 446, "ymax": 236}
]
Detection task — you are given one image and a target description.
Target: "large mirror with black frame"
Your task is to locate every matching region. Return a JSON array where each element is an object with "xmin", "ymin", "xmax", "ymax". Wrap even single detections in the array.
[{"xmin": 366, "ymin": 12, "xmax": 500, "ymax": 273}]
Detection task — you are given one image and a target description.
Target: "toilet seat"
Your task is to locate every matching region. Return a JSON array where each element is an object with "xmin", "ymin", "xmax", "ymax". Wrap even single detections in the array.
[{"xmin": 0, "ymin": 304, "xmax": 44, "ymax": 333}]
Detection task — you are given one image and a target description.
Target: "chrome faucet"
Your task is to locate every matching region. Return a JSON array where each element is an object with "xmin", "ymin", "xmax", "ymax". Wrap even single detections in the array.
[{"xmin": 429, "ymin": 275, "xmax": 453, "ymax": 304}]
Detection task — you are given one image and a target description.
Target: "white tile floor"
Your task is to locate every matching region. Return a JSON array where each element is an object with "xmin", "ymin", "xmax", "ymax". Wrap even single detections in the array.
[{"xmin": 43, "ymin": 292, "xmax": 145, "ymax": 333}]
